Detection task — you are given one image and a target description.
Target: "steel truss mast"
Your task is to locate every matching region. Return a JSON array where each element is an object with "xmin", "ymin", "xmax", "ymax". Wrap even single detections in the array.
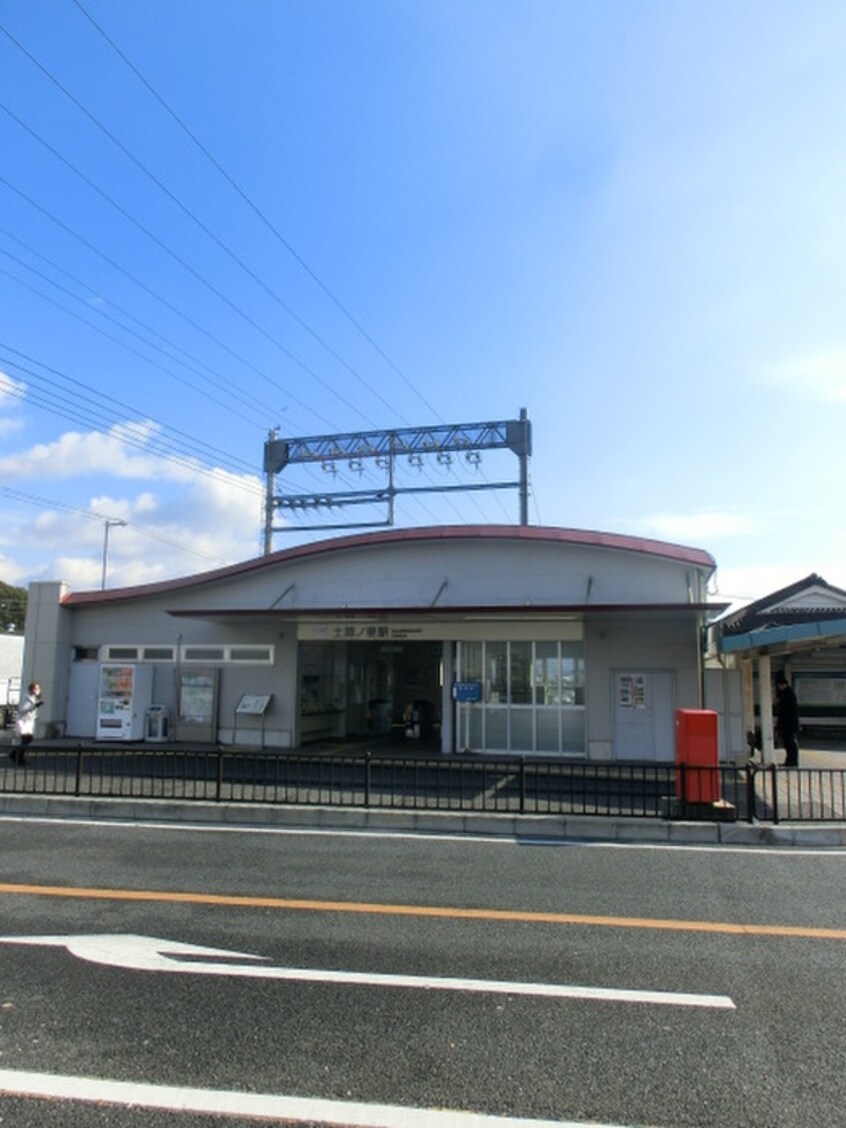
[{"xmin": 263, "ymin": 408, "xmax": 531, "ymax": 552}]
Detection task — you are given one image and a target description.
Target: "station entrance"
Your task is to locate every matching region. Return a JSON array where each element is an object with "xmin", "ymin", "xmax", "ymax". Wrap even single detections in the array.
[{"xmin": 298, "ymin": 638, "xmax": 445, "ymax": 747}]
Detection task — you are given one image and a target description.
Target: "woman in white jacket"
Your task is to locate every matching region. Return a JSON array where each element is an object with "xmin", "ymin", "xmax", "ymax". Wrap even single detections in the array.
[{"xmin": 11, "ymin": 681, "xmax": 42, "ymax": 766}]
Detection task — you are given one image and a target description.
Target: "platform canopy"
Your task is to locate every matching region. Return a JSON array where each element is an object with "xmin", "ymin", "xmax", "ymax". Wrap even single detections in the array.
[{"xmin": 712, "ymin": 574, "xmax": 846, "ymax": 762}]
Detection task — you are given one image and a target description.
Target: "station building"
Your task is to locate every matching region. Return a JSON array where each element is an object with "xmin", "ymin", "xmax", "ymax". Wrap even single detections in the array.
[{"xmin": 22, "ymin": 524, "xmax": 721, "ymax": 761}]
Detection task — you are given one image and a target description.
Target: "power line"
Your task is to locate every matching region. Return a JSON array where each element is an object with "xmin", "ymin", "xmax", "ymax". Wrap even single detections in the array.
[
  {"xmin": 0, "ymin": 342, "xmax": 258, "ymax": 474},
  {"xmin": 0, "ymin": 217, "xmax": 468, "ymax": 526},
  {"xmin": 0, "ymin": 244, "xmax": 359, "ymax": 500},
  {"xmin": 0, "ymin": 277, "xmax": 421, "ymax": 520},
  {"xmin": 0, "ymin": 350, "xmax": 264, "ymax": 495},
  {"xmin": 0, "ymin": 207, "xmax": 430, "ymax": 525},
  {"xmin": 0, "ymin": 171, "xmax": 339, "ymax": 432},
  {"xmin": 0, "ymin": 99, "xmax": 382, "ymax": 430},
  {"xmin": 0, "ymin": 341, "xmax": 403, "ymax": 510},
  {"xmin": 0, "ymin": 19, "xmax": 408, "ymax": 426},
  {"xmin": 0, "ymin": 223, "xmax": 282, "ymax": 424},
  {"xmin": 0, "ymin": 250, "xmax": 273, "ymax": 433},
  {"xmin": 0, "ymin": 232, "xmax": 505, "ymax": 531},
  {"xmin": 71, "ymin": 0, "xmax": 444, "ymax": 423},
  {"xmin": 0, "ymin": 11, "xmax": 512, "ymax": 532}
]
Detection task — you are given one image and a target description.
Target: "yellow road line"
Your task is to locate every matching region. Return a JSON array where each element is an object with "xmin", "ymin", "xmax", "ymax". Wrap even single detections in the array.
[{"xmin": 0, "ymin": 882, "xmax": 844, "ymax": 940}]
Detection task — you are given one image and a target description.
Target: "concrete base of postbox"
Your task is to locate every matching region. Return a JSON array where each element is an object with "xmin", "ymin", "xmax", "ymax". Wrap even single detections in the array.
[{"xmin": 661, "ymin": 795, "xmax": 737, "ymax": 821}]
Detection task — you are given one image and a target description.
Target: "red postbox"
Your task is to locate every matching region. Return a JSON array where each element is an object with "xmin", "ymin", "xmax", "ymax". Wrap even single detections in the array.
[{"xmin": 675, "ymin": 709, "xmax": 720, "ymax": 804}]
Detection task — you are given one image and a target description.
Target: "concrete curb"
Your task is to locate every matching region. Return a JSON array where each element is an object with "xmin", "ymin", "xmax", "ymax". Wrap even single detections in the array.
[{"xmin": 1, "ymin": 794, "xmax": 845, "ymax": 847}]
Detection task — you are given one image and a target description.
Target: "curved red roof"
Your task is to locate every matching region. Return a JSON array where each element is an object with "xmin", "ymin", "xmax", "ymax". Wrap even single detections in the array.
[{"xmin": 62, "ymin": 524, "xmax": 716, "ymax": 606}]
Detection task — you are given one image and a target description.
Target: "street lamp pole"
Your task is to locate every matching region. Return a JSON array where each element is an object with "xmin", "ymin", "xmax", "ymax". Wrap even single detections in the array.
[{"xmin": 101, "ymin": 518, "xmax": 127, "ymax": 590}]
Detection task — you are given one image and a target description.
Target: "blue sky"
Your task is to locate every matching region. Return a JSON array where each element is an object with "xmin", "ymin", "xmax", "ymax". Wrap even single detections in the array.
[{"xmin": 1, "ymin": 0, "xmax": 845, "ymax": 608}]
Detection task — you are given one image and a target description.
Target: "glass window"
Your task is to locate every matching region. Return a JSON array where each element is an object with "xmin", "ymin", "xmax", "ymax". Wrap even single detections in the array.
[
  {"xmin": 230, "ymin": 646, "xmax": 273, "ymax": 664},
  {"xmin": 562, "ymin": 709, "xmax": 586, "ymax": 752},
  {"xmin": 468, "ymin": 707, "xmax": 483, "ymax": 749},
  {"xmin": 460, "ymin": 641, "xmax": 482, "ymax": 683},
  {"xmin": 183, "ymin": 647, "xmax": 225, "ymax": 662},
  {"xmin": 562, "ymin": 642, "xmax": 586, "ymax": 706},
  {"xmin": 456, "ymin": 638, "xmax": 585, "ymax": 756},
  {"xmin": 510, "ymin": 708, "xmax": 533, "ymax": 750},
  {"xmin": 486, "ymin": 707, "xmax": 508, "ymax": 749},
  {"xmin": 510, "ymin": 642, "xmax": 532, "ymax": 704},
  {"xmin": 537, "ymin": 708, "xmax": 560, "ymax": 752},
  {"xmin": 98, "ymin": 643, "xmax": 273, "ymax": 665},
  {"xmin": 534, "ymin": 641, "xmax": 560, "ymax": 705},
  {"xmin": 485, "ymin": 642, "xmax": 508, "ymax": 705}
]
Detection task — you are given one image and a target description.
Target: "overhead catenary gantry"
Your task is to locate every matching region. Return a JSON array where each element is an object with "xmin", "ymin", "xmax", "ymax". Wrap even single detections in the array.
[{"xmin": 262, "ymin": 408, "xmax": 532, "ymax": 553}]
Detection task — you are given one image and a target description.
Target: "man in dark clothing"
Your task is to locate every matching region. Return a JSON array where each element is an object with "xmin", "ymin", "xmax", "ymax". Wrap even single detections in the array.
[{"xmin": 775, "ymin": 673, "xmax": 800, "ymax": 768}]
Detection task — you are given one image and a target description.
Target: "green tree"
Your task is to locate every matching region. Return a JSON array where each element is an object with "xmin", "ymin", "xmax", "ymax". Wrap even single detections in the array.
[{"xmin": 0, "ymin": 582, "xmax": 27, "ymax": 633}]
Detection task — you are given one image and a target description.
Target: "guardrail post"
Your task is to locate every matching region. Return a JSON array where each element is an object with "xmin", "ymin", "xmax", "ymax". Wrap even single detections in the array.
[
  {"xmin": 364, "ymin": 751, "xmax": 372, "ymax": 808},
  {"xmin": 75, "ymin": 742, "xmax": 84, "ymax": 797},
  {"xmin": 748, "ymin": 762, "xmax": 762, "ymax": 825},
  {"xmin": 216, "ymin": 747, "xmax": 224, "ymax": 802},
  {"xmin": 746, "ymin": 762, "xmax": 757, "ymax": 823},
  {"xmin": 770, "ymin": 764, "xmax": 780, "ymax": 825},
  {"xmin": 519, "ymin": 758, "xmax": 526, "ymax": 814}
]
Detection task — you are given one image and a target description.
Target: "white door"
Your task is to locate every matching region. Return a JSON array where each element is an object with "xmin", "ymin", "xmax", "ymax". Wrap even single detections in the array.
[
  {"xmin": 614, "ymin": 671, "xmax": 675, "ymax": 761},
  {"xmin": 66, "ymin": 660, "xmax": 100, "ymax": 737}
]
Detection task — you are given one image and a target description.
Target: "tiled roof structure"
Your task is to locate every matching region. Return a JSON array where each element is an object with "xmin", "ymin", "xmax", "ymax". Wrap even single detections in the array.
[{"xmin": 720, "ymin": 574, "xmax": 846, "ymax": 636}]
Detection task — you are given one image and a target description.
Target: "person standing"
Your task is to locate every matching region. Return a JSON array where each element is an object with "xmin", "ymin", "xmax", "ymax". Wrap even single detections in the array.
[
  {"xmin": 10, "ymin": 681, "xmax": 42, "ymax": 766},
  {"xmin": 775, "ymin": 673, "xmax": 800, "ymax": 768}
]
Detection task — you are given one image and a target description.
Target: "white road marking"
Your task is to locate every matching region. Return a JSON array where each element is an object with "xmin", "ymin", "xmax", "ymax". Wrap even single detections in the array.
[
  {"xmin": 0, "ymin": 1068, "xmax": 630, "ymax": 1127},
  {"xmin": 0, "ymin": 932, "xmax": 735, "ymax": 1009}
]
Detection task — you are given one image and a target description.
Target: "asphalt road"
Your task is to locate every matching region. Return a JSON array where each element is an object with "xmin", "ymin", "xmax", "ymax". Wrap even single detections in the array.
[{"xmin": 1, "ymin": 815, "xmax": 845, "ymax": 1127}]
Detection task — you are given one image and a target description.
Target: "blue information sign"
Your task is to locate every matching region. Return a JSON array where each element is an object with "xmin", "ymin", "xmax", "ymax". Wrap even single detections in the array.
[{"xmin": 452, "ymin": 681, "xmax": 482, "ymax": 702}]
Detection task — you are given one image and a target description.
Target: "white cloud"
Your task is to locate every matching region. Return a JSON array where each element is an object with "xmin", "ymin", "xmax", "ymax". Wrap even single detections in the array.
[
  {"xmin": 0, "ymin": 420, "xmax": 252, "ymax": 485},
  {"xmin": 710, "ymin": 564, "xmax": 812, "ymax": 606},
  {"xmin": 767, "ymin": 350, "xmax": 846, "ymax": 403},
  {"xmin": 109, "ymin": 420, "xmax": 164, "ymax": 446},
  {"xmin": 0, "ymin": 551, "xmax": 32, "ymax": 588},
  {"xmin": 0, "ymin": 370, "xmax": 26, "ymax": 403},
  {"xmin": 630, "ymin": 510, "xmax": 762, "ymax": 543},
  {"xmin": 0, "ymin": 416, "xmax": 25, "ymax": 439},
  {"xmin": 65, "ymin": 474, "xmax": 260, "ymax": 589},
  {"xmin": 0, "ymin": 419, "xmax": 265, "ymax": 590},
  {"xmin": 0, "ymin": 371, "xmax": 26, "ymax": 438},
  {"xmin": 0, "ymin": 426, "xmax": 157, "ymax": 480}
]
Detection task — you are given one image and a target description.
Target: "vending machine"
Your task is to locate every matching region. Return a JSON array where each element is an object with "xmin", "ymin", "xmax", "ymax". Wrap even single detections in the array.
[{"xmin": 96, "ymin": 664, "xmax": 154, "ymax": 741}]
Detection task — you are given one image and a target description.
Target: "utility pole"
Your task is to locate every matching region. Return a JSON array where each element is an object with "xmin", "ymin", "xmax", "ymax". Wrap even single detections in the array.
[{"xmin": 101, "ymin": 518, "xmax": 127, "ymax": 590}]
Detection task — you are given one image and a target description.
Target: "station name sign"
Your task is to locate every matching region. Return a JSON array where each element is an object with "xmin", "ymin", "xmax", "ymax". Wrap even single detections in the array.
[
  {"xmin": 297, "ymin": 619, "xmax": 583, "ymax": 643},
  {"xmin": 299, "ymin": 622, "xmax": 434, "ymax": 642}
]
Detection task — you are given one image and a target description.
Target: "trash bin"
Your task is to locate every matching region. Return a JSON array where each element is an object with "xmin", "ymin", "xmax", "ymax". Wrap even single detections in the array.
[
  {"xmin": 675, "ymin": 709, "xmax": 720, "ymax": 804},
  {"xmin": 145, "ymin": 705, "xmax": 171, "ymax": 743}
]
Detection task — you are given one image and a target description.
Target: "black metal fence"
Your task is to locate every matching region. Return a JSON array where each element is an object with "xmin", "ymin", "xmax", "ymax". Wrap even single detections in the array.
[{"xmin": 2, "ymin": 746, "xmax": 846, "ymax": 824}]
